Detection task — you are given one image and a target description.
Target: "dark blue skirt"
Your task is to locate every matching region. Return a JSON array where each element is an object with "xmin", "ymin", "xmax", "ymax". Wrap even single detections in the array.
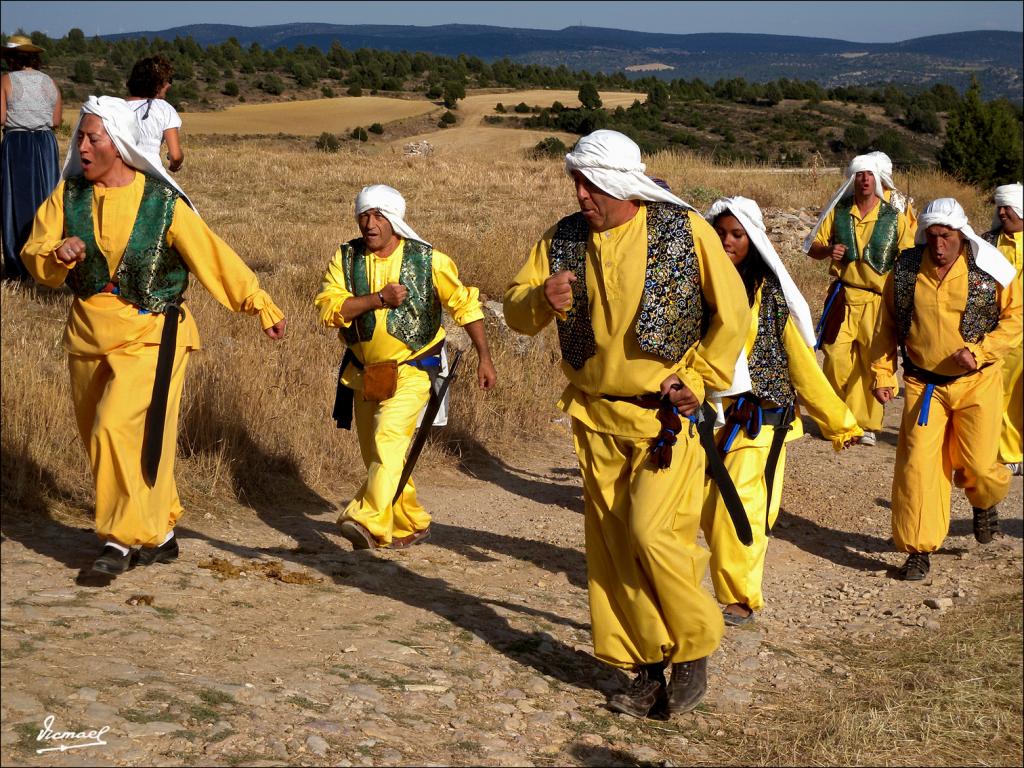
[{"xmin": 1, "ymin": 129, "xmax": 60, "ymax": 280}]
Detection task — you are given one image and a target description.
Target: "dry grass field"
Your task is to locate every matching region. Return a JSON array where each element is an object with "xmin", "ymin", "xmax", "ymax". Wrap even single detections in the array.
[{"xmin": 2, "ymin": 105, "xmax": 1018, "ymax": 767}]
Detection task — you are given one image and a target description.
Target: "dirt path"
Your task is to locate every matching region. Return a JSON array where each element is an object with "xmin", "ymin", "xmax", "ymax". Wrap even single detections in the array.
[{"xmin": 1, "ymin": 395, "xmax": 1021, "ymax": 767}]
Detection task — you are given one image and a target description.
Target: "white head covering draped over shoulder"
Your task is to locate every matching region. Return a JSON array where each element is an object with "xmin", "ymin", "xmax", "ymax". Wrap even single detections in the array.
[
  {"xmin": 992, "ymin": 182, "xmax": 1023, "ymax": 229},
  {"xmin": 705, "ymin": 197, "xmax": 816, "ymax": 403},
  {"xmin": 564, "ymin": 130, "xmax": 694, "ymax": 208},
  {"xmin": 802, "ymin": 153, "xmax": 885, "ymax": 253},
  {"xmin": 917, "ymin": 197, "xmax": 1016, "ymax": 287},
  {"xmin": 354, "ymin": 184, "xmax": 429, "ymax": 246},
  {"xmin": 61, "ymin": 95, "xmax": 194, "ymax": 210}
]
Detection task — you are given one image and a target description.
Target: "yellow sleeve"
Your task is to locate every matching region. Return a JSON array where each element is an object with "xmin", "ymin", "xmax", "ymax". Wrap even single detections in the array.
[
  {"xmin": 167, "ymin": 200, "xmax": 283, "ymax": 330},
  {"xmin": 675, "ymin": 213, "xmax": 750, "ymax": 401},
  {"xmin": 897, "ymin": 211, "xmax": 916, "ymax": 251},
  {"xmin": 432, "ymin": 250, "xmax": 483, "ymax": 326},
  {"xmin": 313, "ymin": 247, "xmax": 353, "ymax": 329},
  {"xmin": 814, "ymin": 209, "xmax": 836, "ymax": 247},
  {"xmin": 870, "ymin": 274, "xmax": 900, "ymax": 389},
  {"xmin": 968, "ymin": 277, "xmax": 1023, "ymax": 366},
  {"xmin": 502, "ymin": 224, "xmax": 563, "ymax": 336},
  {"xmin": 19, "ymin": 180, "xmax": 75, "ymax": 288},
  {"xmin": 784, "ymin": 319, "xmax": 862, "ymax": 450}
]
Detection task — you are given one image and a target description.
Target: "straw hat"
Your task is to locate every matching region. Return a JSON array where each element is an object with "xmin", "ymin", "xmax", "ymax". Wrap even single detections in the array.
[{"xmin": 2, "ymin": 35, "xmax": 45, "ymax": 54}]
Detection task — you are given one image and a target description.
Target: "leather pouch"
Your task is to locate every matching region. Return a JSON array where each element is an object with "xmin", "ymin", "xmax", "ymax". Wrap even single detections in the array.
[{"xmin": 362, "ymin": 361, "xmax": 398, "ymax": 401}]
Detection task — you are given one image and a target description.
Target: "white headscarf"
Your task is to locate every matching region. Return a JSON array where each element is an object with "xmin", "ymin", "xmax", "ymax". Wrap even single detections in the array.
[
  {"xmin": 705, "ymin": 197, "xmax": 816, "ymax": 403},
  {"xmin": 61, "ymin": 95, "xmax": 194, "ymax": 210},
  {"xmin": 992, "ymin": 182, "xmax": 1023, "ymax": 229},
  {"xmin": 802, "ymin": 153, "xmax": 885, "ymax": 252},
  {"xmin": 917, "ymin": 197, "xmax": 1016, "ymax": 287},
  {"xmin": 564, "ymin": 130, "xmax": 694, "ymax": 209},
  {"xmin": 354, "ymin": 184, "xmax": 428, "ymax": 245}
]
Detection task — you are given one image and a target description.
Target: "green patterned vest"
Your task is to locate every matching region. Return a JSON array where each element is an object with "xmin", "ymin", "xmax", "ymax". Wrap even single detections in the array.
[
  {"xmin": 747, "ymin": 273, "xmax": 795, "ymax": 407},
  {"xmin": 340, "ymin": 238, "xmax": 441, "ymax": 352},
  {"xmin": 893, "ymin": 246, "xmax": 1000, "ymax": 347},
  {"xmin": 834, "ymin": 198, "xmax": 901, "ymax": 275},
  {"xmin": 63, "ymin": 174, "xmax": 188, "ymax": 313},
  {"xmin": 549, "ymin": 203, "xmax": 704, "ymax": 371}
]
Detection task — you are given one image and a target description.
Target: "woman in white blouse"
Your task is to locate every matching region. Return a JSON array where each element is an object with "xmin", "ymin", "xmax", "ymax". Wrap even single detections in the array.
[{"xmin": 125, "ymin": 55, "xmax": 183, "ymax": 171}]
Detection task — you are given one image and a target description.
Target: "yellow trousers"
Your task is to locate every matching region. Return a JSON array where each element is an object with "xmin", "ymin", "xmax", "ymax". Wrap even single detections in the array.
[
  {"xmin": 572, "ymin": 418, "xmax": 723, "ymax": 670},
  {"xmin": 892, "ymin": 365, "xmax": 1011, "ymax": 553},
  {"xmin": 341, "ymin": 365, "xmax": 432, "ymax": 545},
  {"xmin": 68, "ymin": 343, "xmax": 189, "ymax": 548},
  {"xmin": 999, "ymin": 341, "xmax": 1023, "ymax": 464},
  {"xmin": 822, "ymin": 290, "xmax": 884, "ymax": 431},
  {"xmin": 701, "ymin": 444, "xmax": 787, "ymax": 612}
]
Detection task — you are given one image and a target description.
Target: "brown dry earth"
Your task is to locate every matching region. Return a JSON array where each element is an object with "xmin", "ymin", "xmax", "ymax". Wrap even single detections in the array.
[{"xmin": 3, "ymin": 389, "xmax": 1022, "ymax": 767}]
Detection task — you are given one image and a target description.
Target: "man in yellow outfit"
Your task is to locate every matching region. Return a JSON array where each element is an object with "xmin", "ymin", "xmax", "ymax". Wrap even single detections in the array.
[
  {"xmin": 315, "ymin": 184, "xmax": 496, "ymax": 550},
  {"xmin": 804, "ymin": 154, "xmax": 916, "ymax": 446},
  {"xmin": 985, "ymin": 183, "xmax": 1023, "ymax": 476},
  {"xmin": 503, "ymin": 130, "xmax": 749, "ymax": 719},
  {"xmin": 21, "ymin": 96, "xmax": 287, "ymax": 580},
  {"xmin": 872, "ymin": 198, "xmax": 1021, "ymax": 581}
]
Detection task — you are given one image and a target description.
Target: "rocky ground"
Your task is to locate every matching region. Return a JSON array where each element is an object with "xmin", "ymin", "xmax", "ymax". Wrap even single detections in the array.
[{"xmin": 2, "ymin": 383, "xmax": 1021, "ymax": 767}]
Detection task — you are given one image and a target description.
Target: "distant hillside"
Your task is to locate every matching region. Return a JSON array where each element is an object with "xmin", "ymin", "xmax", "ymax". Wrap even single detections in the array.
[{"xmin": 99, "ymin": 23, "xmax": 1024, "ymax": 100}]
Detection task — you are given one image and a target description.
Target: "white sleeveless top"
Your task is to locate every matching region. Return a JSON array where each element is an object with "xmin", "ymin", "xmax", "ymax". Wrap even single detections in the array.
[
  {"xmin": 5, "ymin": 69, "xmax": 58, "ymax": 130},
  {"xmin": 128, "ymin": 98, "xmax": 182, "ymax": 157}
]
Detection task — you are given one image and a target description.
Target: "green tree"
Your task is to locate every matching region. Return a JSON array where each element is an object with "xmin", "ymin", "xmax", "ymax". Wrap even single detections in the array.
[
  {"xmin": 65, "ymin": 28, "xmax": 86, "ymax": 53},
  {"xmin": 71, "ymin": 59, "xmax": 94, "ymax": 84},
  {"xmin": 578, "ymin": 82, "xmax": 602, "ymax": 110},
  {"xmin": 442, "ymin": 80, "xmax": 465, "ymax": 109},
  {"xmin": 843, "ymin": 124, "xmax": 870, "ymax": 152},
  {"xmin": 223, "ymin": 81, "xmax": 240, "ymax": 97},
  {"xmin": 939, "ymin": 79, "xmax": 1024, "ymax": 186},
  {"xmin": 646, "ymin": 81, "xmax": 669, "ymax": 110}
]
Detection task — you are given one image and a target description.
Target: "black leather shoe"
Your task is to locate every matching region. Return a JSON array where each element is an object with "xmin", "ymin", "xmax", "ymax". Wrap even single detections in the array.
[
  {"xmin": 607, "ymin": 663, "xmax": 667, "ymax": 718},
  {"xmin": 972, "ymin": 506, "xmax": 999, "ymax": 544},
  {"xmin": 667, "ymin": 656, "xmax": 708, "ymax": 715},
  {"xmin": 897, "ymin": 552, "xmax": 930, "ymax": 581},
  {"xmin": 134, "ymin": 537, "xmax": 179, "ymax": 566},
  {"xmin": 91, "ymin": 545, "xmax": 131, "ymax": 576}
]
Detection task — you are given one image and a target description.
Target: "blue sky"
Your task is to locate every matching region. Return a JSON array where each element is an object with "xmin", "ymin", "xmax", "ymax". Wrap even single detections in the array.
[{"xmin": 2, "ymin": 1, "xmax": 1022, "ymax": 43}]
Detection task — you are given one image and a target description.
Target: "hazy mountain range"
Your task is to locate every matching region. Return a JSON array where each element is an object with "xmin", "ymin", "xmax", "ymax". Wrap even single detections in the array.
[{"xmin": 103, "ymin": 23, "xmax": 1023, "ymax": 100}]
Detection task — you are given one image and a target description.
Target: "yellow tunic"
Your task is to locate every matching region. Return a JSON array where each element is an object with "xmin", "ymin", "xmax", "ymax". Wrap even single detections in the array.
[
  {"xmin": 995, "ymin": 230, "xmax": 1023, "ymax": 464},
  {"xmin": 20, "ymin": 171, "xmax": 283, "ymax": 548},
  {"xmin": 702, "ymin": 289, "xmax": 861, "ymax": 611},
  {"xmin": 504, "ymin": 205, "xmax": 749, "ymax": 669},
  {"xmin": 21, "ymin": 172, "xmax": 283, "ymax": 354},
  {"xmin": 871, "ymin": 245, "xmax": 1022, "ymax": 553},
  {"xmin": 503, "ymin": 206, "xmax": 749, "ymax": 437},
  {"xmin": 813, "ymin": 198, "xmax": 917, "ymax": 431},
  {"xmin": 314, "ymin": 239, "xmax": 483, "ymax": 545}
]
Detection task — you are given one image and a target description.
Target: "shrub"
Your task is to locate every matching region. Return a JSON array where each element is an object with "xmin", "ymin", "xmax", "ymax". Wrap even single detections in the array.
[
  {"xmin": 258, "ymin": 74, "xmax": 285, "ymax": 95},
  {"xmin": 368, "ymin": 122, "xmax": 384, "ymax": 134},
  {"xmin": 514, "ymin": 102, "xmax": 531, "ymax": 114},
  {"xmin": 440, "ymin": 111, "xmax": 457, "ymax": 125},
  {"xmin": 532, "ymin": 136, "xmax": 567, "ymax": 158},
  {"xmin": 315, "ymin": 132, "xmax": 340, "ymax": 153},
  {"xmin": 346, "ymin": 84, "xmax": 362, "ymax": 97},
  {"xmin": 350, "ymin": 126, "xmax": 368, "ymax": 142},
  {"xmin": 71, "ymin": 59, "xmax": 94, "ymax": 84},
  {"xmin": 223, "ymin": 81, "xmax": 240, "ymax": 97},
  {"xmin": 495, "ymin": 102, "xmax": 506, "ymax": 113},
  {"xmin": 322, "ymin": 86, "xmax": 336, "ymax": 98}
]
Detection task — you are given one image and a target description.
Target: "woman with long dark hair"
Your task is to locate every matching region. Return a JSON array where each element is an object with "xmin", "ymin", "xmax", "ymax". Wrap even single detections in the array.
[
  {"xmin": 1, "ymin": 34, "xmax": 61, "ymax": 280},
  {"xmin": 125, "ymin": 54, "xmax": 183, "ymax": 171},
  {"xmin": 702, "ymin": 196, "xmax": 862, "ymax": 626}
]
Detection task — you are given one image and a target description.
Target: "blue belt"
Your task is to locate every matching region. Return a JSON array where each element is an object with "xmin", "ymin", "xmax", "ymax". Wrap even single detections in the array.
[{"xmin": 406, "ymin": 354, "xmax": 442, "ymax": 371}]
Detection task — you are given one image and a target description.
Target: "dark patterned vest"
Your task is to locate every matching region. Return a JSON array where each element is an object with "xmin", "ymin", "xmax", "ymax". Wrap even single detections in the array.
[
  {"xmin": 340, "ymin": 238, "xmax": 441, "ymax": 352},
  {"xmin": 982, "ymin": 227, "xmax": 1001, "ymax": 247},
  {"xmin": 548, "ymin": 203, "xmax": 704, "ymax": 371},
  {"xmin": 834, "ymin": 198, "xmax": 901, "ymax": 275},
  {"xmin": 63, "ymin": 174, "xmax": 187, "ymax": 313},
  {"xmin": 893, "ymin": 246, "xmax": 1000, "ymax": 347},
  {"xmin": 747, "ymin": 273, "xmax": 795, "ymax": 407}
]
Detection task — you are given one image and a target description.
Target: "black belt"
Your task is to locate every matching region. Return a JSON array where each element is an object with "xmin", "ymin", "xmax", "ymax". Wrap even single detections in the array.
[{"xmin": 142, "ymin": 304, "xmax": 182, "ymax": 486}]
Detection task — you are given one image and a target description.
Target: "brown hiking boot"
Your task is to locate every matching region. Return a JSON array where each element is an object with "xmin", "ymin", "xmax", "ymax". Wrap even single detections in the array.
[
  {"xmin": 897, "ymin": 552, "xmax": 930, "ymax": 581},
  {"xmin": 339, "ymin": 519, "xmax": 379, "ymax": 550},
  {"xmin": 972, "ymin": 505, "xmax": 999, "ymax": 544},
  {"xmin": 666, "ymin": 656, "xmax": 708, "ymax": 715},
  {"xmin": 607, "ymin": 663, "xmax": 666, "ymax": 718}
]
